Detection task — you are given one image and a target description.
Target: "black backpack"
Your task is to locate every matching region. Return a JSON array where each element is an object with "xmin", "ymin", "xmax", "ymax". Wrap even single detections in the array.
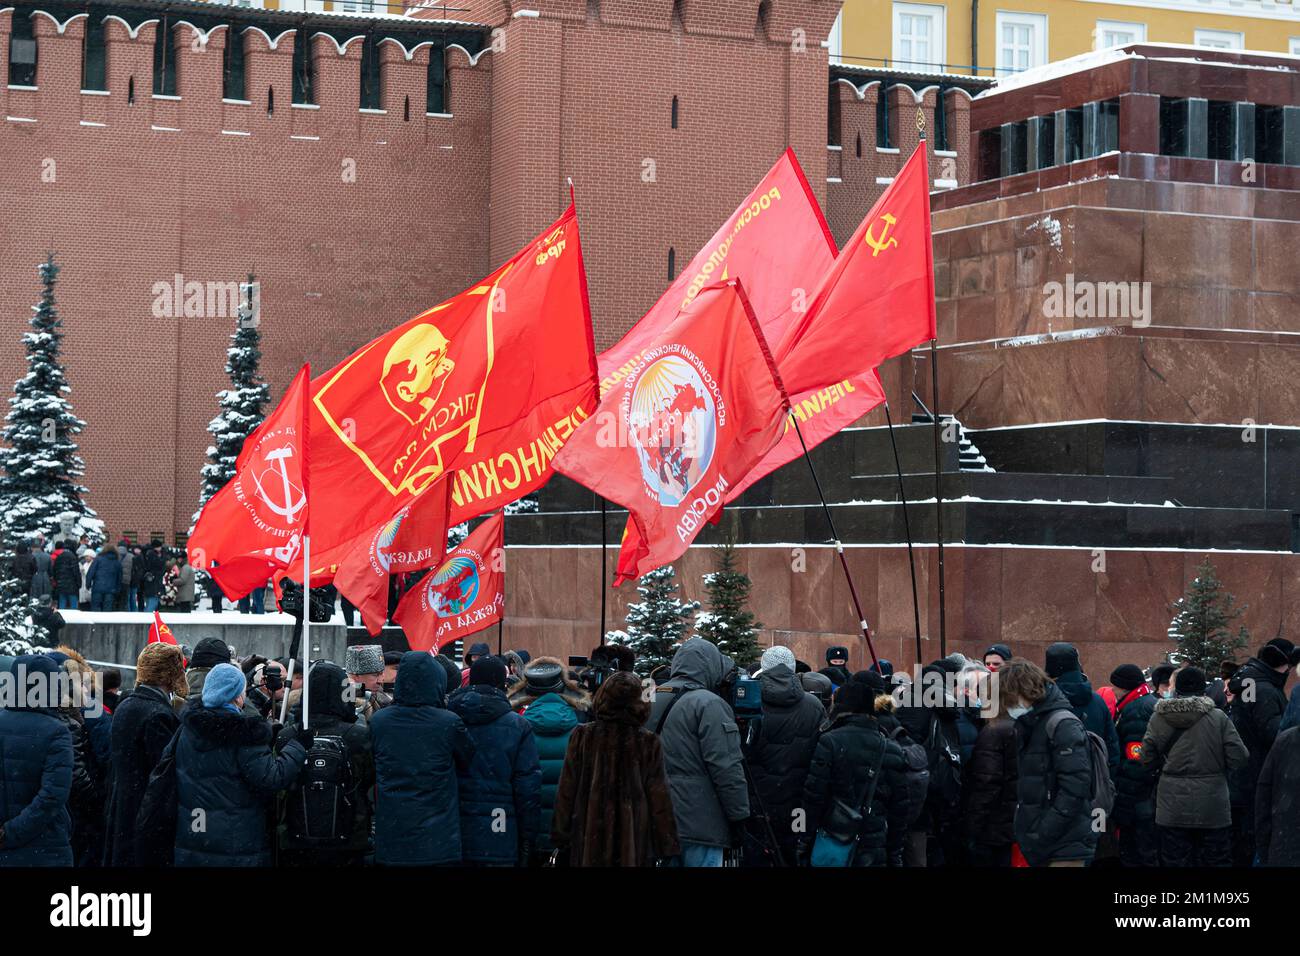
[
  {"xmin": 888, "ymin": 725, "xmax": 931, "ymax": 827},
  {"xmin": 285, "ymin": 735, "xmax": 356, "ymax": 846},
  {"xmin": 925, "ymin": 713, "xmax": 964, "ymax": 821}
]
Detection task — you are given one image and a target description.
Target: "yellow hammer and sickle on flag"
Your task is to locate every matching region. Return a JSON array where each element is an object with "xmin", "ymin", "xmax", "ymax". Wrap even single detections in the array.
[{"xmin": 864, "ymin": 213, "xmax": 899, "ymax": 257}]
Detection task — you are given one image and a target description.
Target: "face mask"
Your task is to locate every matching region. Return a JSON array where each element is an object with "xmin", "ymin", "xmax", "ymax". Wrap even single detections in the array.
[
  {"xmin": 1007, "ymin": 704, "xmax": 1031, "ymax": 719},
  {"xmin": 1162, "ymin": 690, "xmax": 1174, "ymax": 699}
]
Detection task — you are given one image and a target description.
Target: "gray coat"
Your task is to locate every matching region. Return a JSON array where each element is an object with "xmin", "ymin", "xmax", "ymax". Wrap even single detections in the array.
[
  {"xmin": 176, "ymin": 564, "xmax": 196, "ymax": 604},
  {"xmin": 649, "ymin": 639, "xmax": 749, "ymax": 848},
  {"xmin": 1141, "ymin": 695, "xmax": 1248, "ymax": 830}
]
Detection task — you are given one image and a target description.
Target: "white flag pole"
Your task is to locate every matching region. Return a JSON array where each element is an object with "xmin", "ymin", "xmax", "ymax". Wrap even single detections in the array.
[{"xmin": 301, "ymin": 530, "xmax": 310, "ymax": 731}]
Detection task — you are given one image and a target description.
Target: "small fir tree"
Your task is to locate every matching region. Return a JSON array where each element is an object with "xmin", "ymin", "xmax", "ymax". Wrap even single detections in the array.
[
  {"xmin": 0, "ymin": 255, "xmax": 103, "ymax": 544},
  {"xmin": 695, "ymin": 538, "xmax": 761, "ymax": 667},
  {"xmin": 613, "ymin": 565, "xmax": 699, "ymax": 678},
  {"xmin": 1168, "ymin": 557, "xmax": 1249, "ymax": 671}
]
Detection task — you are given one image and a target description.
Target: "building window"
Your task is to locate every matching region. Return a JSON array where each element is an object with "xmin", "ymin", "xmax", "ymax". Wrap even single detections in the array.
[
  {"xmin": 1095, "ymin": 20, "xmax": 1145, "ymax": 50},
  {"xmin": 82, "ymin": 15, "xmax": 107, "ymax": 91},
  {"xmin": 671, "ymin": 95, "xmax": 678, "ymax": 129},
  {"xmin": 293, "ymin": 32, "xmax": 314, "ymax": 105},
  {"xmin": 827, "ymin": 9, "xmax": 843, "ymax": 66},
  {"xmin": 667, "ymin": 248, "xmax": 676, "ymax": 282},
  {"xmin": 892, "ymin": 2, "xmax": 944, "ymax": 72},
  {"xmin": 360, "ymin": 35, "xmax": 382, "ymax": 110},
  {"xmin": 153, "ymin": 17, "xmax": 177, "ymax": 96},
  {"xmin": 8, "ymin": 10, "xmax": 37, "ymax": 87},
  {"xmin": 224, "ymin": 26, "xmax": 246, "ymax": 100},
  {"xmin": 1291, "ymin": 38, "xmax": 1300, "ymax": 56},
  {"xmin": 996, "ymin": 11, "xmax": 1047, "ymax": 77},
  {"xmin": 341, "ymin": 1, "xmax": 377, "ymax": 12},
  {"xmin": 1194, "ymin": 29, "xmax": 1243, "ymax": 50},
  {"xmin": 427, "ymin": 45, "xmax": 447, "ymax": 113}
]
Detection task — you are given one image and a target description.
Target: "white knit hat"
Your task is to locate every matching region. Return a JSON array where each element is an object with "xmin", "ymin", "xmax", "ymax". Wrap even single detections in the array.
[{"xmin": 760, "ymin": 645, "xmax": 796, "ymax": 673}]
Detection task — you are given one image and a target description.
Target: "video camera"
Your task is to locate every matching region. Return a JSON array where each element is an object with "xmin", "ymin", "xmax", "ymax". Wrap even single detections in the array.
[
  {"xmin": 568, "ymin": 654, "xmax": 618, "ymax": 694},
  {"xmin": 725, "ymin": 669, "xmax": 763, "ymax": 720}
]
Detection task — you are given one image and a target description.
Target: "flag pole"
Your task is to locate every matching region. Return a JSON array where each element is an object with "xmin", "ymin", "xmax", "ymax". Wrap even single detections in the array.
[
  {"xmin": 301, "ymin": 532, "xmax": 311, "ymax": 730},
  {"xmin": 918, "ymin": 114, "xmax": 947, "ymax": 657},
  {"xmin": 883, "ymin": 401, "xmax": 923, "ymax": 667},
  {"xmin": 599, "ymin": 497, "xmax": 607, "ymax": 645}
]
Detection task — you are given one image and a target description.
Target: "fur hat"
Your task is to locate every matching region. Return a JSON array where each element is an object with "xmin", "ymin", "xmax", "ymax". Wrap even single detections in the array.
[
  {"xmin": 1260, "ymin": 638, "xmax": 1298, "ymax": 670},
  {"xmin": 345, "ymin": 644, "xmax": 384, "ymax": 676},
  {"xmin": 760, "ymin": 645, "xmax": 795, "ymax": 673},
  {"xmin": 826, "ymin": 646, "xmax": 849, "ymax": 665},
  {"xmin": 832, "ymin": 680, "xmax": 874, "ymax": 715},
  {"xmin": 1045, "ymin": 642, "xmax": 1081, "ymax": 679},
  {"xmin": 590, "ymin": 643, "xmax": 635, "ymax": 672},
  {"xmin": 522, "ymin": 658, "xmax": 566, "ymax": 696},
  {"xmin": 1109, "ymin": 663, "xmax": 1146, "ymax": 693},
  {"xmin": 592, "ymin": 670, "xmax": 649, "ymax": 725},
  {"xmin": 136, "ymin": 643, "xmax": 188, "ymax": 697},
  {"xmin": 1175, "ymin": 666, "xmax": 1208, "ymax": 698}
]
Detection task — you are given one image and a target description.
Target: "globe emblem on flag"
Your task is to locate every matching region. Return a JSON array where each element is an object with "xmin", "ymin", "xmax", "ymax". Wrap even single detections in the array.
[
  {"xmin": 426, "ymin": 556, "xmax": 480, "ymax": 618},
  {"xmin": 370, "ymin": 512, "xmax": 405, "ymax": 574},
  {"xmin": 629, "ymin": 355, "xmax": 717, "ymax": 507}
]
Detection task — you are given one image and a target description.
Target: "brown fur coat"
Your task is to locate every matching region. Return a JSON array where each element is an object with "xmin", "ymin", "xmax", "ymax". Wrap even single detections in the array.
[{"xmin": 551, "ymin": 671, "xmax": 679, "ymax": 866}]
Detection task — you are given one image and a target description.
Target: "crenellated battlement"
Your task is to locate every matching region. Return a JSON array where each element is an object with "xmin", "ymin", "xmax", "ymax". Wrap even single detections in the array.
[{"xmin": 1, "ymin": 2, "xmax": 491, "ymax": 142}]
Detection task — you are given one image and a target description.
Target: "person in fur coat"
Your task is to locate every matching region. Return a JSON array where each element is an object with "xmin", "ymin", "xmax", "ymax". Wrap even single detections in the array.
[{"xmin": 552, "ymin": 670, "xmax": 679, "ymax": 866}]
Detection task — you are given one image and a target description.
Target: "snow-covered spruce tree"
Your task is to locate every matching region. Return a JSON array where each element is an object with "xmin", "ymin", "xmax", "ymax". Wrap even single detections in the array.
[
  {"xmin": 192, "ymin": 289, "xmax": 270, "ymax": 525},
  {"xmin": 695, "ymin": 537, "xmax": 761, "ymax": 668},
  {"xmin": 1168, "ymin": 557, "xmax": 1249, "ymax": 671},
  {"xmin": 0, "ymin": 541, "xmax": 36, "ymax": 654},
  {"xmin": 613, "ymin": 564, "xmax": 699, "ymax": 679},
  {"xmin": 0, "ymin": 255, "xmax": 103, "ymax": 545}
]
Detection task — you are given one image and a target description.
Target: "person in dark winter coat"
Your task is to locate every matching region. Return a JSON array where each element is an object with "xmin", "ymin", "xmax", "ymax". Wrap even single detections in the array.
[
  {"xmin": 370, "ymin": 652, "xmax": 475, "ymax": 866},
  {"xmin": 1255, "ymin": 725, "xmax": 1300, "ymax": 866},
  {"xmin": 647, "ymin": 637, "xmax": 750, "ymax": 866},
  {"xmin": 52, "ymin": 541, "xmax": 80, "ymax": 610},
  {"xmin": 277, "ymin": 661, "xmax": 374, "ymax": 865},
  {"xmin": 512, "ymin": 657, "xmax": 590, "ymax": 861},
  {"xmin": 138, "ymin": 540, "xmax": 166, "ymax": 611},
  {"xmin": 103, "ymin": 644, "xmax": 185, "ymax": 866},
  {"xmin": 448, "ymin": 656, "xmax": 542, "ymax": 866},
  {"xmin": 0, "ymin": 655, "xmax": 74, "ymax": 866},
  {"xmin": 818, "ymin": 646, "xmax": 852, "ymax": 689},
  {"xmin": 12, "ymin": 543, "xmax": 35, "ymax": 595},
  {"xmin": 1109, "ymin": 663, "xmax": 1159, "ymax": 867},
  {"xmin": 1045, "ymin": 642, "xmax": 1120, "ymax": 777},
  {"xmin": 184, "ymin": 637, "xmax": 233, "ymax": 710},
  {"xmin": 172, "ymin": 663, "xmax": 306, "ymax": 866},
  {"xmin": 1227, "ymin": 639, "xmax": 1296, "ymax": 866},
  {"xmin": 963, "ymin": 711, "xmax": 1018, "ymax": 865},
  {"xmin": 45, "ymin": 649, "xmax": 103, "ymax": 867},
  {"xmin": 895, "ymin": 665, "xmax": 965, "ymax": 867},
  {"xmin": 1000, "ymin": 659, "xmax": 1098, "ymax": 866},
  {"xmin": 858, "ymin": 671, "xmax": 928, "ymax": 835},
  {"xmin": 1142, "ymin": 667, "xmax": 1249, "ymax": 867},
  {"xmin": 801, "ymin": 680, "xmax": 910, "ymax": 867},
  {"xmin": 30, "ymin": 547, "xmax": 53, "ymax": 604},
  {"xmin": 552, "ymin": 670, "xmax": 680, "ymax": 866},
  {"xmin": 743, "ymin": 646, "xmax": 825, "ymax": 866},
  {"xmin": 85, "ymin": 546, "xmax": 122, "ymax": 612}
]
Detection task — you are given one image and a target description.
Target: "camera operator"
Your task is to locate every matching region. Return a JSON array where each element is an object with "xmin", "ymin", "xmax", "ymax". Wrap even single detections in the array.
[
  {"xmin": 647, "ymin": 637, "xmax": 749, "ymax": 867},
  {"xmin": 240, "ymin": 657, "xmax": 286, "ymax": 720},
  {"xmin": 346, "ymin": 645, "xmax": 392, "ymax": 720},
  {"xmin": 569, "ymin": 644, "xmax": 635, "ymax": 695}
]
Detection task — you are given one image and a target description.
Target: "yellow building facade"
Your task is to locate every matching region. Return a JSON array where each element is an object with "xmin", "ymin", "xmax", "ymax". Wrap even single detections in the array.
[{"xmin": 832, "ymin": 0, "xmax": 1300, "ymax": 76}]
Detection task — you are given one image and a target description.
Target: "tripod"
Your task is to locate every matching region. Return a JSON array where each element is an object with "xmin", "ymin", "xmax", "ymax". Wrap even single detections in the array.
[{"xmin": 730, "ymin": 715, "xmax": 789, "ymax": 867}]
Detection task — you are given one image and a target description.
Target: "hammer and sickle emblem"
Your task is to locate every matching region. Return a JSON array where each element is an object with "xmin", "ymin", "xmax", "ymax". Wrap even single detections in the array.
[
  {"xmin": 864, "ymin": 213, "xmax": 899, "ymax": 257},
  {"xmin": 252, "ymin": 446, "xmax": 307, "ymax": 524}
]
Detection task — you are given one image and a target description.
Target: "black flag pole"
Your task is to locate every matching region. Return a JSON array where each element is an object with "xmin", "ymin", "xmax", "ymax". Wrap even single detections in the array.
[
  {"xmin": 599, "ymin": 497, "xmax": 608, "ymax": 645},
  {"xmin": 883, "ymin": 401, "xmax": 923, "ymax": 666}
]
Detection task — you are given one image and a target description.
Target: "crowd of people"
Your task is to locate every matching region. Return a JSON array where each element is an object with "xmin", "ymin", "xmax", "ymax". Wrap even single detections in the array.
[{"xmin": 1, "ymin": 626, "xmax": 1298, "ymax": 868}]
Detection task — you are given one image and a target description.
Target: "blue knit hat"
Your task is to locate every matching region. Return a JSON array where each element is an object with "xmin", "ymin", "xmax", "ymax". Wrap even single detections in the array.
[{"xmin": 201, "ymin": 662, "xmax": 247, "ymax": 708}]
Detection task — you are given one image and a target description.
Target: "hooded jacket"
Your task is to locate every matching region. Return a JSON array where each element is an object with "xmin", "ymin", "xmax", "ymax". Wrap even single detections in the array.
[
  {"xmin": 1141, "ymin": 694, "xmax": 1248, "ymax": 830},
  {"xmin": 963, "ymin": 715, "xmax": 1018, "ymax": 846},
  {"xmin": 648, "ymin": 638, "xmax": 749, "ymax": 848},
  {"xmin": 552, "ymin": 671, "xmax": 680, "ymax": 866},
  {"xmin": 0, "ymin": 656, "xmax": 74, "ymax": 866},
  {"xmin": 1013, "ymin": 683, "xmax": 1098, "ymax": 866},
  {"xmin": 448, "ymin": 682, "xmax": 542, "ymax": 864},
  {"xmin": 1227, "ymin": 657, "xmax": 1287, "ymax": 805},
  {"xmin": 278, "ymin": 661, "xmax": 374, "ymax": 855},
  {"xmin": 369, "ymin": 652, "xmax": 475, "ymax": 865},
  {"xmin": 745, "ymin": 664, "xmax": 824, "ymax": 859},
  {"xmin": 172, "ymin": 705, "xmax": 306, "ymax": 866},
  {"xmin": 521, "ymin": 690, "xmax": 585, "ymax": 853},
  {"xmin": 1255, "ymin": 725, "xmax": 1300, "ymax": 865},
  {"xmin": 1052, "ymin": 669, "xmax": 1121, "ymax": 777}
]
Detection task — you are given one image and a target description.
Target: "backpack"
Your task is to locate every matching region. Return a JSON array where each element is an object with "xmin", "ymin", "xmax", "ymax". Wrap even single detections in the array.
[
  {"xmin": 888, "ymin": 725, "xmax": 931, "ymax": 827},
  {"xmin": 1045, "ymin": 709, "xmax": 1115, "ymax": 818},
  {"xmin": 285, "ymin": 735, "xmax": 356, "ymax": 846},
  {"xmin": 925, "ymin": 713, "xmax": 963, "ymax": 821},
  {"xmin": 133, "ymin": 731, "xmax": 180, "ymax": 867}
]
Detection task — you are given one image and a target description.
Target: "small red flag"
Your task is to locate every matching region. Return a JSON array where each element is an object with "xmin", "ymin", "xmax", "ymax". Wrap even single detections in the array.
[
  {"xmin": 189, "ymin": 365, "xmax": 311, "ymax": 600},
  {"xmin": 394, "ymin": 510, "xmax": 505, "ymax": 652},
  {"xmin": 773, "ymin": 142, "xmax": 937, "ymax": 392},
  {"xmin": 148, "ymin": 611, "xmax": 177, "ymax": 646},
  {"xmin": 556, "ymin": 280, "xmax": 789, "ymax": 585}
]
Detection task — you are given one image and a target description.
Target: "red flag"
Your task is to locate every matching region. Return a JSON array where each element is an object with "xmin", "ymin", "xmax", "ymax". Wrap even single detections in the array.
[
  {"xmin": 148, "ymin": 611, "xmax": 177, "ymax": 645},
  {"xmin": 598, "ymin": 149, "xmax": 835, "ymax": 395},
  {"xmin": 394, "ymin": 510, "xmax": 505, "ymax": 652},
  {"xmin": 333, "ymin": 482, "xmax": 452, "ymax": 635},
  {"xmin": 556, "ymin": 281, "xmax": 789, "ymax": 584},
  {"xmin": 189, "ymin": 365, "xmax": 311, "ymax": 599},
  {"xmin": 773, "ymin": 142, "xmax": 937, "ymax": 392},
  {"xmin": 307, "ymin": 205, "xmax": 597, "ymax": 555}
]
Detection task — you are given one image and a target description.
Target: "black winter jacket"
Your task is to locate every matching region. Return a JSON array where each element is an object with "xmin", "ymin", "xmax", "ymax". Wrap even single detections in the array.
[
  {"xmin": 1228, "ymin": 657, "xmax": 1288, "ymax": 805},
  {"xmin": 801, "ymin": 712, "xmax": 909, "ymax": 866},
  {"xmin": 1112, "ymin": 688, "xmax": 1158, "ymax": 824},
  {"xmin": 52, "ymin": 549, "xmax": 80, "ymax": 596},
  {"xmin": 1256, "ymin": 726, "xmax": 1300, "ymax": 865},
  {"xmin": 745, "ymin": 665, "xmax": 825, "ymax": 858},
  {"xmin": 172, "ymin": 706, "xmax": 306, "ymax": 866},
  {"xmin": 0, "ymin": 686, "xmax": 74, "ymax": 866},
  {"xmin": 104, "ymin": 685, "xmax": 179, "ymax": 866},
  {"xmin": 1054, "ymin": 670, "xmax": 1121, "ymax": 777},
  {"xmin": 963, "ymin": 715, "xmax": 1018, "ymax": 846},
  {"xmin": 1013, "ymin": 684, "xmax": 1098, "ymax": 866}
]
